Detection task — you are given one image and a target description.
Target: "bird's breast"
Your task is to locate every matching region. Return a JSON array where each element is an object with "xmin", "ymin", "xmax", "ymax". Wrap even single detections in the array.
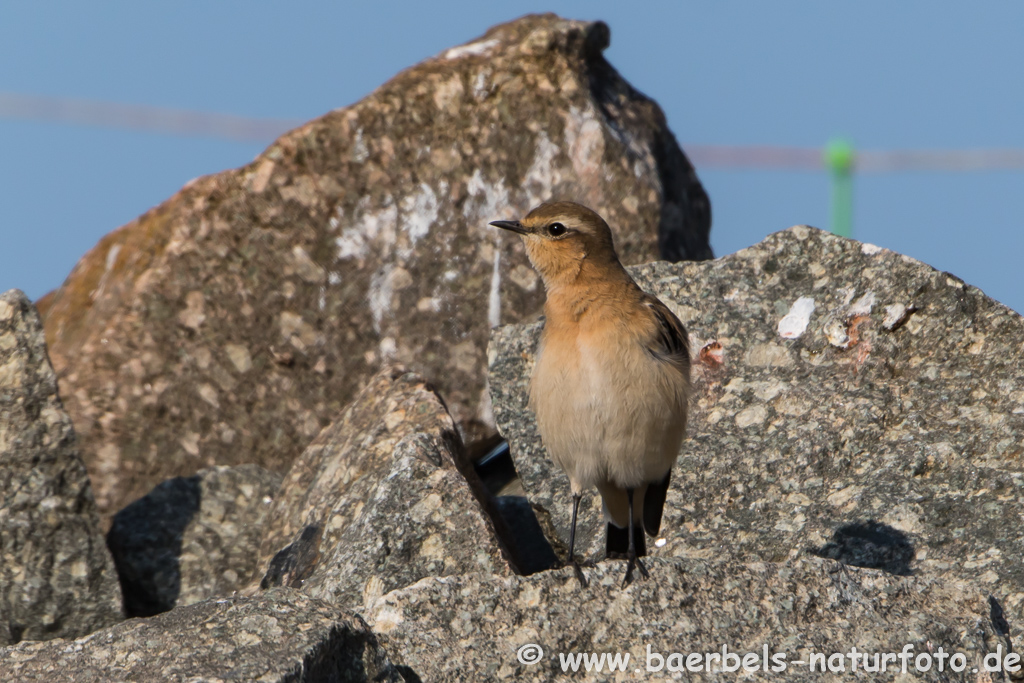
[{"xmin": 529, "ymin": 315, "xmax": 687, "ymax": 489}]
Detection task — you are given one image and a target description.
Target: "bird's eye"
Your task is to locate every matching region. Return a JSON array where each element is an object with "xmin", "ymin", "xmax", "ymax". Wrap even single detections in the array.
[{"xmin": 547, "ymin": 222, "xmax": 567, "ymax": 237}]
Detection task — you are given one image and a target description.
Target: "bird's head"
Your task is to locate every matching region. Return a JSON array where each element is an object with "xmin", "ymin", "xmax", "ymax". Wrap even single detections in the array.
[{"xmin": 490, "ymin": 201, "xmax": 620, "ymax": 288}]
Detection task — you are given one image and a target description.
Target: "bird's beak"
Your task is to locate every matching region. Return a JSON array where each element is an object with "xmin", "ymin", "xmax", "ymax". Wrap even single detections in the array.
[{"xmin": 489, "ymin": 220, "xmax": 528, "ymax": 235}]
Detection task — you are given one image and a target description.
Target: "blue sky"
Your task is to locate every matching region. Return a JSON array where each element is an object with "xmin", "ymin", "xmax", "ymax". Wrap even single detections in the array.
[{"xmin": 2, "ymin": 2, "xmax": 1022, "ymax": 313}]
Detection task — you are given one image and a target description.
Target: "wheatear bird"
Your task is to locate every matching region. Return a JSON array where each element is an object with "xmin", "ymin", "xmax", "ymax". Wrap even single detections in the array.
[{"xmin": 491, "ymin": 201, "xmax": 690, "ymax": 586}]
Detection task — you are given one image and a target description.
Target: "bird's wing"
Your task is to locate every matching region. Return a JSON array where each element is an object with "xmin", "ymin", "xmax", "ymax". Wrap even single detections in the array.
[
  {"xmin": 642, "ymin": 470, "xmax": 671, "ymax": 536},
  {"xmin": 641, "ymin": 295, "xmax": 691, "ymax": 373}
]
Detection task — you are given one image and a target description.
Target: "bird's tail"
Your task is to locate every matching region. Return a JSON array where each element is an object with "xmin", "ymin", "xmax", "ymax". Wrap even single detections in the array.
[
  {"xmin": 604, "ymin": 471, "xmax": 673, "ymax": 558},
  {"xmin": 606, "ymin": 522, "xmax": 647, "ymax": 557},
  {"xmin": 642, "ymin": 471, "xmax": 671, "ymax": 537}
]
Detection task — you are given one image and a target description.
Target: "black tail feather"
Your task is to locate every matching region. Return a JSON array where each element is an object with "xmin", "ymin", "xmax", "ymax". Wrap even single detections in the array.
[
  {"xmin": 643, "ymin": 471, "xmax": 672, "ymax": 537},
  {"xmin": 606, "ymin": 522, "xmax": 647, "ymax": 558}
]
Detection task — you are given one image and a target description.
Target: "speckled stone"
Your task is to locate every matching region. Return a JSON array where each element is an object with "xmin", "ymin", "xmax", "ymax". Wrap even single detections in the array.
[
  {"xmin": 0, "ymin": 588, "xmax": 403, "ymax": 682},
  {"xmin": 254, "ymin": 366, "xmax": 510, "ymax": 608},
  {"xmin": 106, "ymin": 464, "xmax": 281, "ymax": 617},
  {"xmin": 366, "ymin": 556, "xmax": 1009, "ymax": 682},
  {"xmin": 489, "ymin": 226, "xmax": 1024, "ymax": 631},
  {"xmin": 37, "ymin": 14, "xmax": 712, "ymax": 524},
  {"xmin": 0, "ymin": 290, "xmax": 123, "ymax": 645}
]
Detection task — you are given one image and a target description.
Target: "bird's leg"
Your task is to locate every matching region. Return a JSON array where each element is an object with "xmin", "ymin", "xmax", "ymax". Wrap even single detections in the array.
[
  {"xmin": 567, "ymin": 492, "xmax": 588, "ymax": 588},
  {"xmin": 622, "ymin": 488, "xmax": 649, "ymax": 587}
]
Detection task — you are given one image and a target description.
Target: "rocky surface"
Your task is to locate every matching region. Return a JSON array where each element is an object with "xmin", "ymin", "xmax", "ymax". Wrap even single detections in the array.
[
  {"xmin": 7, "ymin": 224, "xmax": 1024, "ymax": 680},
  {"xmin": 38, "ymin": 13, "xmax": 712, "ymax": 522},
  {"xmin": 0, "ymin": 290, "xmax": 122, "ymax": 645},
  {"xmin": 106, "ymin": 464, "xmax": 281, "ymax": 617},
  {"xmin": 12, "ymin": 12, "xmax": 1020, "ymax": 680},
  {"xmin": 489, "ymin": 225, "xmax": 1024, "ymax": 629},
  {"xmin": 254, "ymin": 366, "xmax": 514, "ymax": 608},
  {"xmin": 366, "ymin": 556, "xmax": 1010, "ymax": 681},
  {"xmin": 0, "ymin": 588, "xmax": 404, "ymax": 682}
]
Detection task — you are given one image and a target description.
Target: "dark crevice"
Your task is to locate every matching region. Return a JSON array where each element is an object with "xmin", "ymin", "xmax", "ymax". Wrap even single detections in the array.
[{"xmin": 457, "ymin": 434, "xmax": 558, "ymax": 576}]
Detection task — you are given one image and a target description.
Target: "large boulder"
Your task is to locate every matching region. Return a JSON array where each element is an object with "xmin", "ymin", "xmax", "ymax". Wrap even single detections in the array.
[
  {"xmin": 0, "ymin": 290, "xmax": 122, "ymax": 645},
  {"xmin": 366, "ymin": 557, "xmax": 1011, "ymax": 681},
  {"xmin": 38, "ymin": 13, "xmax": 712, "ymax": 521},
  {"xmin": 255, "ymin": 366, "xmax": 514, "ymax": 608},
  {"xmin": 489, "ymin": 226, "xmax": 1024, "ymax": 625},
  {"xmin": 106, "ymin": 464, "xmax": 281, "ymax": 617},
  {"xmin": 0, "ymin": 588, "xmax": 403, "ymax": 682}
]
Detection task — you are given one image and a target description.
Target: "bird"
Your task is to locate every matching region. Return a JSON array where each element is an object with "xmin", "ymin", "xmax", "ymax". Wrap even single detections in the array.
[{"xmin": 490, "ymin": 201, "xmax": 690, "ymax": 587}]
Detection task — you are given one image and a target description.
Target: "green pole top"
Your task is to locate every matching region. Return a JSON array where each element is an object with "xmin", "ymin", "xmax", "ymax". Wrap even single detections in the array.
[
  {"xmin": 824, "ymin": 138, "xmax": 855, "ymax": 173},
  {"xmin": 824, "ymin": 138, "xmax": 854, "ymax": 238}
]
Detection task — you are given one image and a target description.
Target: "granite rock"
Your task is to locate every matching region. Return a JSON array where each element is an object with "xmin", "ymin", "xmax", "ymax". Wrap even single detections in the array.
[
  {"xmin": 255, "ymin": 366, "xmax": 512, "ymax": 608},
  {"xmin": 39, "ymin": 13, "xmax": 712, "ymax": 522},
  {"xmin": 489, "ymin": 226, "xmax": 1024, "ymax": 629},
  {"xmin": 0, "ymin": 290, "xmax": 123, "ymax": 645},
  {"xmin": 106, "ymin": 464, "xmax": 281, "ymax": 617},
  {"xmin": 0, "ymin": 588, "xmax": 404, "ymax": 682},
  {"xmin": 366, "ymin": 556, "xmax": 1012, "ymax": 681}
]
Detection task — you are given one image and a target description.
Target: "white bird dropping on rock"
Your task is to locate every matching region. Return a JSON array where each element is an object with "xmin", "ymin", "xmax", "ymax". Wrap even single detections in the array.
[{"xmin": 778, "ymin": 296, "xmax": 816, "ymax": 339}]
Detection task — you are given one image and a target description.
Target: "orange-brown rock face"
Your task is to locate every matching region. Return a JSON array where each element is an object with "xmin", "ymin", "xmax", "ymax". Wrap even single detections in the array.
[{"xmin": 41, "ymin": 14, "xmax": 712, "ymax": 520}]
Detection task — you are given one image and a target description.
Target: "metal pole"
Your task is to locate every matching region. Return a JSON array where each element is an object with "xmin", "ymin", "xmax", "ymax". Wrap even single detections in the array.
[{"xmin": 824, "ymin": 139, "xmax": 854, "ymax": 238}]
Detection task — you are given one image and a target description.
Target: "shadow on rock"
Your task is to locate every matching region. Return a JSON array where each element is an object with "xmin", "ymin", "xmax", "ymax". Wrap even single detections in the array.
[
  {"xmin": 106, "ymin": 476, "xmax": 201, "ymax": 617},
  {"xmin": 261, "ymin": 525, "xmax": 323, "ymax": 589},
  {"xmin": 301, "ymin": 615, "xmax": 408, "ymax": 683},
  {"xmin": 989, "ymin": 595, "xmax": 1011, "ymax": 636},
  {"xmin": 813, "ymin": 520, "xmax": 915, "ymax": 576}
]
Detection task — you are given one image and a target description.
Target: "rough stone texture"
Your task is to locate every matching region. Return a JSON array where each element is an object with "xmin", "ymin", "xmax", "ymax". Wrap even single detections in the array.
[
  {"xmin": 0, "ymin": 588, "xmax": 404, "ymax": 682},
  {"xmin": 0, "ymin": 290, "xmax": 122, "ymax": 645},
  {"xmin": 367, "ymin": 557, "xmax": 1011, "ymax": 681},
  {"xmin": 255, "ymin": 366, "xmax": 511, "ymax": 609},
  {"xmin": 106, "ymin": 464, "xmax": 281, "ymax": 617},
  {"xmin": 489, "ymin": 226, "xmax": 1024, "ymax": 631},
  {"xmin": 38, "ymin": 13, "xmax": 712, "ymax": 522}
]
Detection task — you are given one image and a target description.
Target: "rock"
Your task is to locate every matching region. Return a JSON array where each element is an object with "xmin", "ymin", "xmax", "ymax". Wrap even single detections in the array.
[
  {"xmin": 39, "ymin": 13, "xmax": 712, "ymax": 522},
  {"xmin": 489, "ymin": 226, "xmax": 1024, "ymax": 627},
  {"xmin": 0, "ymin": 290, "xmax": 122, "ymax": 645},
  {"xmin": 106, "ymin": 464, "xmax": 281, "ymax": 617},
  {"xmin": 255, "ymin": 366, "xmax": 513, "ymax": 608},
  {"xmin": 0, "ymin": 588, "xmax": 404, "ymax": 682},
  {"xmin": 366, "ymin": 556, "xmax": 1010, "ymax": 681}
]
